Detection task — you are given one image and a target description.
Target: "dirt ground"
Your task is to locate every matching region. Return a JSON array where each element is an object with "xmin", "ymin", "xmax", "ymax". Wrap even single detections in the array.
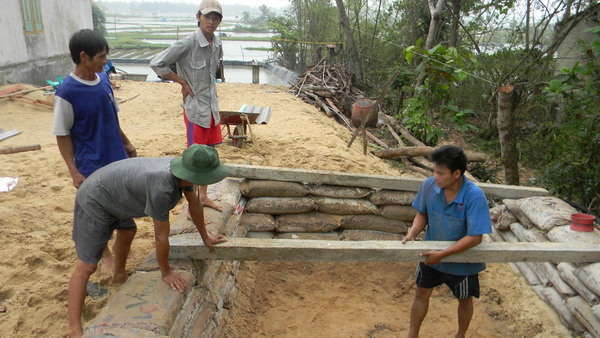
[{"xmin": 0, "ymin": 80, "xmax": 570, "ymax": 337}]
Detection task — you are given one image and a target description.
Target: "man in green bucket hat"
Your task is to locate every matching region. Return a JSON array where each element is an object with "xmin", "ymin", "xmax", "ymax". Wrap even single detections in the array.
[{"xmin": 66, "ymin": 144, "xmax": 229, "ymax": 337}]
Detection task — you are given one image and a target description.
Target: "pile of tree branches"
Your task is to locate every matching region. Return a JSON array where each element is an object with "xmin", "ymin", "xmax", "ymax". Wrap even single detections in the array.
[{"xmin": 292, "ymin": 58, "xmax": 364, "ymax": 119}]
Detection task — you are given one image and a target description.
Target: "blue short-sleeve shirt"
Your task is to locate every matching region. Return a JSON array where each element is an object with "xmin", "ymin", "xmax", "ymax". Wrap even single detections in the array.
[{"xmin": 412, "ymin": 176, "xmax": 492, "ymax": 275}]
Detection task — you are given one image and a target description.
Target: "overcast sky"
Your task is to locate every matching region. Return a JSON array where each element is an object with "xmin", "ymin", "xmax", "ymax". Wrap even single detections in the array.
[{"xmin": 100, "ymin": 0, "xmax": 290, "ymax": 9}]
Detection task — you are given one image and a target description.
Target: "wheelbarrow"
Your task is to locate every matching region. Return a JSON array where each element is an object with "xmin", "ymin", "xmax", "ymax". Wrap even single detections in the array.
[{"xmin": 219, "ymin": 110, "xmax": 261, "ymax": 148}]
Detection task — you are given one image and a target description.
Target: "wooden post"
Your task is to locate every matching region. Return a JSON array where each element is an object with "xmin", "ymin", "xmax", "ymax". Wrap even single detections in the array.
[
  {"xmin": 252, "ymin": 65, "xmax": 260, "ymax": 84},
  {"xmin": 497, "ymin": 84, "xmax": 520, "ymax": 185}
]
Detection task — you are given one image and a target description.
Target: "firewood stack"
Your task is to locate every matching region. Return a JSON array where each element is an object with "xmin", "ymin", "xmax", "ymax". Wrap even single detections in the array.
[{"xmin": 292, "ymin": 60, "xmax": 364, "ymax": 119}]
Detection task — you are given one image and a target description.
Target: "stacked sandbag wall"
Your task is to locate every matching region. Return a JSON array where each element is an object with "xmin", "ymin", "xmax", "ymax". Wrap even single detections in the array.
[
  {"xmin": 488, "ymin": 196, "xmax": 600, "ymax": 337},
  {"xmin": 238, "ymin": 179, "xmax": 414, "ymax": 242}
]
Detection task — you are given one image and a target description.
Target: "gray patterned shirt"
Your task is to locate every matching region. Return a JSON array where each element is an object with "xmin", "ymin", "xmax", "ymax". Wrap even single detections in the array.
[{"xmin": 150, "ymin": 28, "xmax": 223, "ymax": 128}]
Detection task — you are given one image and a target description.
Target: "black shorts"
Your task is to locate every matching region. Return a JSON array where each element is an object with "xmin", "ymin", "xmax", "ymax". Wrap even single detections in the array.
[{"xmin": 415, "ymin": 262, "xmax": 480, "ymax": 299}]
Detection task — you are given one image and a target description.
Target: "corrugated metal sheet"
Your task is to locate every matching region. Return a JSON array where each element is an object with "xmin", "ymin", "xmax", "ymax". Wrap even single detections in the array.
[
  {"xmin": 239, "ymin": 105, "xmax": 271, "ymax": 125},
  {"xmin": 0, "ymin": 129, "xmax": 20, "ymax": 142}
]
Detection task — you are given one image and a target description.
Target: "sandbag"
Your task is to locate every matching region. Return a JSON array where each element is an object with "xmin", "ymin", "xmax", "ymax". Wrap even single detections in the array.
[
  {"xmin": 532, "ymin": 286, "xmax": 587, "ymax": 333},
  {"xmin": 509, "ymin": 222, "xmax": 528, "ymax": 241},
  {"xmin": 511, "ymin": 262, "xmax": 542, "ymax": 286},
  {"xmin": 306, "ymin": 184, "xmax": 372, "ymax": 199},
  {"xmin": 593, "ymin": 305, "xmax": 600, "ymax": 323},
  {"xmin": 276, "ymin": 232, "xmax": 340, "ymax": 240},
  {"xmin": 340, "ymin": 229, "xmax": 405, "ymax": 241},
  {"xmin": 276, "ymin": 212, "xmax": 340, "ymax": 233},
  {"xmin": 240, "ymin": 180, "xmax": 308, "ymax": 197},
  {"xmin": 314, "ymin": 197, "xmax": 378, "ymax": 215},
  {"xmin": 565, "ymin": 296, "xmax": 600, "ymax": 338},
  {"xmin": 523, "ymin": 227, "xmax": 550, "ymax": 242},
  {"xmin": 246, "ymin": 231, "xmax": 274, "ymax": 239},
  {"xmin": 497, "ymin": 229, "xmax": 551, "ymax": 286},
  {"xmin": 245, "ymin": 197, "xmax": 317, "ymax": 215},
  {"xmin": 574, "ymin": 263, "xmax": 600, "ymax": 298},
  {"xmin": 239, "ymin": 213, "xmax": 276, "ymax": 232},
  {"xmin": 539, "ymin": 262, "xmax": 576, "ymax": 297},
  {"xmin": 503, "ymin": 199, "xmax": 536, "ymax": 229},
  {"xmin": 341, "ymin": 215, "xmax": 408, "ymax": 234},
  {"xmin": 369, "ymin": 190, "xmax": 416, "ymax": 205},
  {"xmin": 547, "ymin": 226, "xmax": 600, "ymax": 244},
  {"xmin": 506, "ymin": 196, "xmax": 577, "ymax": 231},
  {"xmin": 490, "ymin": 205, "xmax": 517, "ymax": 230},
  {"xmin": 379, "ymin": 205, "xmax": 417, "ymax": 221},
  {"xmin": 557, "ymin": 262, "xmax": 600, "ymax": 305}
]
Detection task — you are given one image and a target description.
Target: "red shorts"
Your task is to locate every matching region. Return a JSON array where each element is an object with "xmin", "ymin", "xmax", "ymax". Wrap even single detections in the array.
[{"xmin": 184, "ymin": 109, "xmax": 223, "ymax": 147}]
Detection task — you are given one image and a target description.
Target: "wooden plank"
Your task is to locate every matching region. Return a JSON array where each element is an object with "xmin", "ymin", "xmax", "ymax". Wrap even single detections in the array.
[
  {"xmin": 0, "ymin": 144, "xmax": 41, "ymax": 154},
  {"xmin": 225, "ymin": 164, "xmax": 548, "ymax": 199},
  {"xmin": 169, "ymin": 235, "xmax": 600, "ymax": 263}
]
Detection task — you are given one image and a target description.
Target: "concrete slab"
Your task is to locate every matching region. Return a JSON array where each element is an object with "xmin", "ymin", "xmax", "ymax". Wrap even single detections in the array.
[
  {"xmin": 227, "ymin": 164, "xmax": 549, "ymax": 199},
  {"xmin": 169, "ymin": 235, "xmax": 600, "ymax": 263}
]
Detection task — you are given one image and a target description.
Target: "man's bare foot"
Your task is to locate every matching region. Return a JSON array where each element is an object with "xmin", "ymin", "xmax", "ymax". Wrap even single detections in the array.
[
  {"xmin": 201, "ymin": 197, "xmax": 223, "ymax": 212},
  {"xmin": 112, "ymin": 272, "xmax": 129, "ymax": 284},
  {"xmin": 68, "ymin": 327, "xmax": 83, "ymax": 338}
]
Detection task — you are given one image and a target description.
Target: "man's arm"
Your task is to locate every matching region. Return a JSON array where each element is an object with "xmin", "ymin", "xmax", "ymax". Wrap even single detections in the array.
[
  {"xmin": 153, "ymin": 219, "xmax": 187, "ymax": 292},
  {"xmin": 56, "ymin": 135, "xmax": 85, "ymax": 188},
  {"xmin": 183, "ymin": 188, "xmax": 227, "ymax": 251},
  {"xmin": 119, "ymin": 128, "xmax": 136, "ymax": 158},
  {"xmin": 162, "ymin": 72, "xmax": 195, "ymax": 101},
  {"xmin": 149, "ymin": 41, "xmax": 195, "ymax": 100},
  {"xmin": 420, "ymin": 235, "xmax": 483, "ymax": 265},
  {"xmin": 402, "ymin": 212, "xmax": 428, "ymax": 243}
]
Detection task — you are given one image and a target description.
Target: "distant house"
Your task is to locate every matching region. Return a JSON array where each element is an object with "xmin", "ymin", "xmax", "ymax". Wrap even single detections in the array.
[
  {"xmin": 0, "ymin": 0, "xmax": 93, "ymax": 86},
  {"xmin": 554, "ymin": 4, "xmax": 600, "ymax": 74}
]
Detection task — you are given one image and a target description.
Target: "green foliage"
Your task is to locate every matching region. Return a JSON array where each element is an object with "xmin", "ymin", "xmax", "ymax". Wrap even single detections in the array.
[
  {"xmin": 92, "ymin": 2, "xmax": 107, "ymax": 35},
  {"xmin": 400, "ymin": 40, "xmax": 478, "ymax": 145},
  {"xmin": 536, "ymin": 26, "xmax": 600, "ymax": 213}
]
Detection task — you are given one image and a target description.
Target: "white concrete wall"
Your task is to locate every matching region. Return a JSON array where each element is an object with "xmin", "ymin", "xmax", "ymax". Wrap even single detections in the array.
[
  {"xmin": 0, "ymin": 0, "xmax": 93, "ymax": 85},
  {"xmin": 555, "ymin": 11, "xmax": 599, "ymax": 74}
]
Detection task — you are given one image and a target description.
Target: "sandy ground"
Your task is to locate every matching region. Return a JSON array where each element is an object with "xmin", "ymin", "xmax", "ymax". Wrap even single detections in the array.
[{"xmin": 0, "ymin": 80, "xmax": 570, "ymax": 337}]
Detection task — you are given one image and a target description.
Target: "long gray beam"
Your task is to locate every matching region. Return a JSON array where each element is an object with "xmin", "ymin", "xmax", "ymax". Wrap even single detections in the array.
[
  {"xmin": 225, "ymin": 164, "xmax": 548, "ymax": 199},
  {"xmin": 169, "ymin": 236, "xmax": 599, "ymax": 263}
]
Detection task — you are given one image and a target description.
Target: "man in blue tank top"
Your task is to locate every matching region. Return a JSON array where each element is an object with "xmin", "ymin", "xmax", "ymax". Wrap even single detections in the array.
[
  {"xmin": 52, "ymin": 29, "xmax": 137, "ymax": 273},
  {"xmin": 402, "ymin": 145, "xmax": 491, "ymax": 338}
]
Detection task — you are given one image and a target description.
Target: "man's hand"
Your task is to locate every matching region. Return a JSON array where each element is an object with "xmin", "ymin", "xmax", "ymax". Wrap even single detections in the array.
[
  {"xmin": 162, "ymin": 269, "xmax": 187, "ymax": 292},
  {"xmin": 420, "ymin": 250, "xmax": 445, "ymax": 265},
  {"xmin": 203, "ymin": 232, "xmax": 227, "ymax": 252},
  {"xmin": 71, "ymin": 172, "xmax": 85, "ymax": 189},
  {"xmin": 402, "ymin": 234, "xmax": 415, "ymax": 244},
  {"xmin": 124, "ymin": 143, "xmax": 137, "ymax": 157},
  {"xmin": 181, "ymin": 82, "xmax": 195, "ymax": 101}
]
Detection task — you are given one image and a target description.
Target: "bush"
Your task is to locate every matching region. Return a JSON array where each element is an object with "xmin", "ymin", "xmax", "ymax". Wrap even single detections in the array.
[{"xmin": 537, "ymin": 26, "xmax": 600, "ymax": 214}]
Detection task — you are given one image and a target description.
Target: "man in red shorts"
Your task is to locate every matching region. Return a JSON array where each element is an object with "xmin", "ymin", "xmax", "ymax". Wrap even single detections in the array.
[{"xmin": 150, "ymin": 0, "xmax": 224, "ymax": 211}]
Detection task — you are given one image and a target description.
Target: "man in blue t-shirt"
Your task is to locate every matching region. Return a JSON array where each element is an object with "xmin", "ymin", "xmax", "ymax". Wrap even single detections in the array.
[
  {"xmin": 52, "ymin": 29, "xmax": 137, "ymax": 274},
  {"xmin": 402, "ymin": 145, "xmax": 491, "ymax": 338}
]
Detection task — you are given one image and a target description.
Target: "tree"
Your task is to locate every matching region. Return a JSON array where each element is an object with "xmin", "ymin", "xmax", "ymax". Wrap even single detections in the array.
[
  {"xmin": 92, "ymin": 2, "xmax": 107, "ymax": 35},
  {"xmin": 335, "ymin": 0, "xmax": 363, "ymax": 86}
]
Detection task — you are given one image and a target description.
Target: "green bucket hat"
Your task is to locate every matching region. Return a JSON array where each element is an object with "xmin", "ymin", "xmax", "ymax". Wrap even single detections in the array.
[{"xmin": 170, "ymin": 144, "xmax": 230, "ymax": 185}]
